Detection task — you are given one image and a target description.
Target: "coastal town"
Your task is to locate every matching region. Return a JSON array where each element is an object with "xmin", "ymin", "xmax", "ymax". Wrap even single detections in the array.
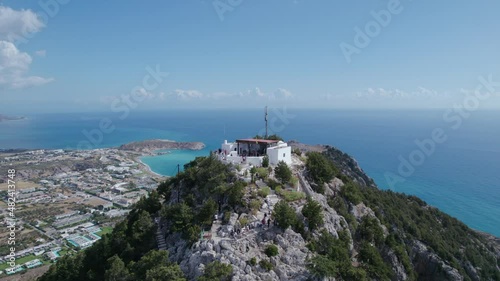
[{"xmin": 0, "ymin": 140, "xmax": 204, "ymax": 278}]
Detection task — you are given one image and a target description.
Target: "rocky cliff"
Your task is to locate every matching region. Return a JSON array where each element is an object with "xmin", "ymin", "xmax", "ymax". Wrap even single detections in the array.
[{"xmin": 156, "ymin": 145, "xmax": 499, "ymax": 281}]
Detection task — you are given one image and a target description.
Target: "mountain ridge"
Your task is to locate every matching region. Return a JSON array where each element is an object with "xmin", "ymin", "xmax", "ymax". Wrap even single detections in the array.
[{"xmin": 38, "ymin": 142, "xmax": 500, "ymax": 281}]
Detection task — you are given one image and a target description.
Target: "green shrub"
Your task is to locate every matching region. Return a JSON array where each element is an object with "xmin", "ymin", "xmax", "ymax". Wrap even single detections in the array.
[
  {"xmin": 256, "ymin": 167, "xmax": 269, "ymax": 179},
  {"xmin": 198, "ymin": 261, "xmax": 233, "ymax": 281},
  {"xmin": 183, "ymin": 225, "xmax": 201, "ymax": 245},
  {"xmin": 259, "ymin": 260, "xmax": 273, "ymax": 272},
  {"xmin": 196, "ymin": 199, "xmax": 217, "ymax": 228},
  {"xmin": 292, "ymin": 147, "xmax": 302, "ymax": 156},
  {"xmin": 239, "ymin": 217, "xmax": 249, "ymax": 227},
  {"xmin": 293, "ymin": 219, "xmax": 306, "ymax": 237},
  {"xmin": 289, "ymin": 176, "xmax": 299, "ymax": 188},
  {"xmin": 276, "ymin": 188, "xmax": 305, "ymax": 202},
  {"xmin": 340, "ymin": 183, "xmax": 363, "ymax": 205},
  {"xmin": 301, "ymin": 197, "xmax": 323, "ymax": 231},
  {"xmin": 248, "ymin": 257, "xmax": 257, "ymax": 266},
  {"xmin": 358, "ymin": 242, "xmax": 393, "ymax": 280},
  {"xmin": 272, "ymin": 200, "xmax": 297, "ymax": 230},
  {"xmin": 264, "ymin": 244, "xmax": 279, "ymax": 257},
  {"xmin": 250, "ymin": 167, "xmax": 257, "ymax": 183},
  {"xmin": 307, "ymin": 255, "xmax": 338, "ymax": 278},
  {"xmin": 222, "ymin": 211, "xmax": 231, "ymax": 225},
  {"xmin": 275, "ymin": 186, "xmax": 283, "ymax": 194},
  {"xmin": 161, "ymin": 203, "xmax": 194, "ymax": 233},
  {"xmin": 262, "ymin": 156, "xmax": 269, "ymax": 167},
  {"xmin": 266, "ymin": 179, "xmax": 280, "ymax": 190},
  {"xmin": 249, "ymin": 200, "xmax": 261, "ymax": 215},
  {"xmin": 274, "ymin": 161, "xmax": 292, "ymax": 184},
  {"xmin": 358, "ymin": 216, "xmax": 384, "ymax": 246},
  {"xmin": 342, "ymin": 267, "xmax": 368, "ymax": 281},
  {"xmin": 258, "ymin": 186, "xmax": 271, "ymax": 198},
  {"xmin": 306, "ymin": 152, "xmax": 337, "ymax": 185}
]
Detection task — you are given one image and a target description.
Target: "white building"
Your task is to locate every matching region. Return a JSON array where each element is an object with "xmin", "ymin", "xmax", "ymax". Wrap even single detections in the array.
[
  {"xmin": 266, "ymin": 141, "xmax": 292, "ymax": 165},
  {"xmin": 218, "ymin": 139, "xmax": 292, "ymax": 166}
]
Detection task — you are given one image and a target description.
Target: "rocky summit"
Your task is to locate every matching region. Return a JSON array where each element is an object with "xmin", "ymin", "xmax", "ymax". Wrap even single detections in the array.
[{"xmin": 39, "ymin": 143, "xmax": 500, "ymax": 281}]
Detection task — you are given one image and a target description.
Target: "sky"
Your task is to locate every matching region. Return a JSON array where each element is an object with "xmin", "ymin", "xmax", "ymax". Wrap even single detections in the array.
[{"xmin": 1, "ymin": 0, "xmax": 500, "ymax": 113}]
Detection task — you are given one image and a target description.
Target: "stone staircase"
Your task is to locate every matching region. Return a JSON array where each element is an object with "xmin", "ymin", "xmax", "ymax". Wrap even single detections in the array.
[{"xmin": 154, "ymin": 217, "xmax": 167, "ymax": 250}]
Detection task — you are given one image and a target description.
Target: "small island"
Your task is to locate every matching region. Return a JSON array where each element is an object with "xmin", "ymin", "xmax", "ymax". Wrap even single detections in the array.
[
  {"xmin": 0, "ymin": 114, "xmax": 26, "ymax": 122},
  {"xmin": 118, "ymin": 139, "xmax": 205, "ymax": 155}
]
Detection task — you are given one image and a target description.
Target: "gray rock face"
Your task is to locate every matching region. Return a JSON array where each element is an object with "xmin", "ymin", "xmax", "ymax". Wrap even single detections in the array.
[
  {"xmin": 173, "ymin": 225, "xmax": 312, "ymax": 280},
  {"xmin": 162, "ymin": 160, "xmax": 484, "ymax": 281},
  {"xmin": 351, "ymin": 202, "xmax": 375, "ymax": 220},
  {"xmin": 386, "ymin": 248, "xmax": 408, "ymax": 281},
  {"xmin": 410, "ymin": 240, "xmax": 464, "ymax": 281}
]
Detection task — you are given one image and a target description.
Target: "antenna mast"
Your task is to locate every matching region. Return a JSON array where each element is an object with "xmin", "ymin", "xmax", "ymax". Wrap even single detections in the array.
[{"xmin": 265, "ymin": 106, "xmax": 268, "ymax": 139}]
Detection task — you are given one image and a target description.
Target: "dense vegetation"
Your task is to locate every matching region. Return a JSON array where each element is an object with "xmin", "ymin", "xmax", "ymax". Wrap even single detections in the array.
[
  {"xmin": 320, "ymin": 147, "xmax": 500, "ymax": 281},
  {"xmin": 39, "ymin": 191, "xmax": 188, "ymax": 281},
  {"xmin": 158, "ymin": 156, "xmax": 247, "ymax": 244},
  {"xmin": 38, "ymin": 156, "xmax": 240, "ymax": 281},
  {"xmin": 358, "ymin": 185, "xmax": 500, "ymax": 281},
  {"xmin": 306, "ymin": 151, "xmax": 338, "ymax": 186},
  {"xmin": 38, "ymin": 146, "xmax": 500, "ymax": 281}
]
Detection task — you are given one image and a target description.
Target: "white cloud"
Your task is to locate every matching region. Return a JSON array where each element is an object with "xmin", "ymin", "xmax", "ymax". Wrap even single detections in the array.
[
  {"xmin": 0, "ymin": 6, "xmax": 51, "ymax": 90},
  {"xmin": 209, "ymin": 92, "xmax": 235, "ymax": 99},
  {"xmin": 238, "ymin": 87, "xmax": 266, "ymax": 98},
  {"xmin": 321, "ymin": 93, "xmax": 345, "ymax": 101},
  {"xmin": 174, "ymin": 89, "xmax": 204, "ymax": 100},
  {"xmin": 0, "ymin": 41, "xmax": 53, "ymax": 89},
  {"xmin": 236, "ymin": 87, "xmax": 293, "ymax": 100},
  {"xmin": 356, "ymin": 87, "xmax": 442, "ymax": 99},
  {"xmin": 122, "ymin": 87, "xmax": 294, "ymax": 104},
  {"xmin": 35, "ymin": 49, "xmax": 46, "ymax": 57},
  {"xmin": 132, "ymin": 87, "xmax": 156, "ymax": 100},
  {"xmin": 271, "ymin": 88, "xmax": 293, "ymax": 99},
  {"xmin": 0, "ymin": 6, "xmax": 45, "ymax": 42},
  {"xmin": 157, "ymin": 92, "xmax": 166, "ymax": 100}
]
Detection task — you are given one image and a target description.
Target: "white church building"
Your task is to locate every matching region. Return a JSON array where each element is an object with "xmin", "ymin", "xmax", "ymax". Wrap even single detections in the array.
[{"xmin": 218, "ymin": 138, "xmax": 292, "ymax": 167}]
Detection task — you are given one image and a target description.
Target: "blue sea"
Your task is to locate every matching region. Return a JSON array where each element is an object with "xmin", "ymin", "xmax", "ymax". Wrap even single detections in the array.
[{"xmin": 1, "ymin": 109, "xmax": 499, "ymax": 237}]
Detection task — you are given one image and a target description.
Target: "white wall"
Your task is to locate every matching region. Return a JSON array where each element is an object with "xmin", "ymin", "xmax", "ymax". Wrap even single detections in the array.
[
  {"xmin": 221, "ymin": 141, "xmax": 237, "ymax": 154},
  {"xmin": 267, "ymin": 146, "xmax": 292, "ymax": 166},
  {"xmin": 246, "ymin": 157, "xmax": 263, "ymax": 166},
  {"xmin": 221, "ymin": 155, "xmax": 263, "ymax": 166}
]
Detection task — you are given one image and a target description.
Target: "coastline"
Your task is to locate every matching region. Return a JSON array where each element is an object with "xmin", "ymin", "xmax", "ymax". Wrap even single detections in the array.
[{"xmin": 134, "ymin": 155, "xmax": 169, "ymax": 178}]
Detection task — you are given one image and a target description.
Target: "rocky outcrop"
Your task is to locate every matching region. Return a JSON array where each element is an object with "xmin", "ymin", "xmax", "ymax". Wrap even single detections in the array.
[
  {"xmin": 322, "ymin": 146, "xmax": 376, "ymax": 187},
  {"xmin": 175, "ymin": 228, "xmax": 311, "ymax": 281},
  {"xmin": 159, "ymin": 150, "xmax": 499, "ymax": 281},
  {"xmin": 410, "ymin": 240, "xmax": 464, "ymax": 281}
]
